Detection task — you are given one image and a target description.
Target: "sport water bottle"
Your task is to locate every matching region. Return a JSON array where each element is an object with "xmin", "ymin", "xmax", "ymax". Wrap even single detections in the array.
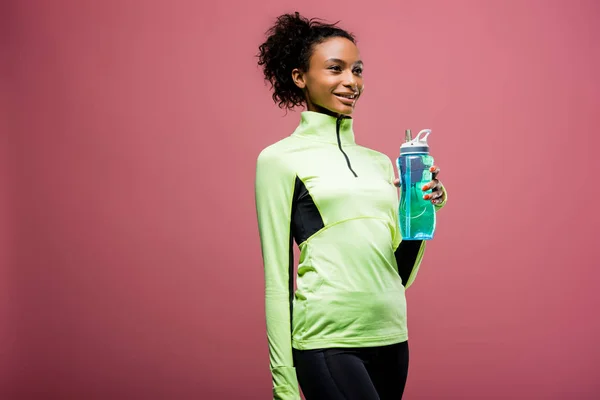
[{"xmin": 396, "ymin": 129, "xmax": 436, "ymax": 240}]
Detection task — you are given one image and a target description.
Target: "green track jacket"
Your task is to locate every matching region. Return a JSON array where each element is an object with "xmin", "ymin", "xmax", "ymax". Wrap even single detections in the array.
[{"xmin": 255, "ymin": 111, "xmax": 447, "ymax": 399}]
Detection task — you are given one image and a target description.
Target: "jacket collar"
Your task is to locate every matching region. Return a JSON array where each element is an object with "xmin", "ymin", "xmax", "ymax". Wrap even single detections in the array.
[{"xmin": 292, "ymin": 111, "xmax": 355, "ymax": 146}]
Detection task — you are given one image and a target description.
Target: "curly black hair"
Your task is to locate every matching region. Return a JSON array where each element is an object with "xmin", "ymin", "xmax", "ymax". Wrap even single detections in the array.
[{"xmin": 257, "ymin": 12, "xmax": 356, "ymax": 111}]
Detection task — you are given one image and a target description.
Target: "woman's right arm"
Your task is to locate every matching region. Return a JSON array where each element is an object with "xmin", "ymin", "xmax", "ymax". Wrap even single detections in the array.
[{"xmin": 255, "ymin": 148, "xmax": 300, "ymax": 400}]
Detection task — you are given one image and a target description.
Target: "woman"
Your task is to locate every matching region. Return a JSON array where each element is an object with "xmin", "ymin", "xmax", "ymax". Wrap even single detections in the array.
[{"xmin": 255, "ymin": 12, "xmax": 447, "ymax": 400}]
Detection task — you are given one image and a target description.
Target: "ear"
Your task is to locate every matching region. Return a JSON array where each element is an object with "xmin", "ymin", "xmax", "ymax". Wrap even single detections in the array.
[{"xmin": 291, "ymin": 68, "xmax": 306, "ymax": 89}]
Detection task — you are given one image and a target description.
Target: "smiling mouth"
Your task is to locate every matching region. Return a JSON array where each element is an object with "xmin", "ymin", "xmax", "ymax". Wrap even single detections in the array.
[
  {"xmin": 334, "ymin": 93, "xmax": 359, "ymax": 107},
  {"xmin": 334, "ymin": 93, "xmax": 358, "ymax": 99}
]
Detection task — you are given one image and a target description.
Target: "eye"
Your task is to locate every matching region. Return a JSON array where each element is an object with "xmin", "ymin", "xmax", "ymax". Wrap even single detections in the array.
[
  {"xmin": 353, "ymin": 67, "xmax": 363, "ymax": 76},
  {"xmin": 328, "ymin": 65, "xmax": 342, "ymax": 72}
]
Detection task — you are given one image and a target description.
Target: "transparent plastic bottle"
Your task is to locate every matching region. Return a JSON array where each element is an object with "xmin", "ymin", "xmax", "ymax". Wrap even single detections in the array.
[{"xmin": 396, "ymin": 129, "xmax": 436, "ymax": 240}]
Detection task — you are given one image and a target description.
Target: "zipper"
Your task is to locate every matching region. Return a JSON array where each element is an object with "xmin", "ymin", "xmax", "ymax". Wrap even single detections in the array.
[{"xmin": 336, "ymin": 116, "xmax": 358, "ymax": 177}]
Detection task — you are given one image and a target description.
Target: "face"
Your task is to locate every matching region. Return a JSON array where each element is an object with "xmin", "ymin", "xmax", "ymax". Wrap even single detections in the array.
[{"xmin": 292, "ymin": 37, "xmax": 364, "ymax": 117}]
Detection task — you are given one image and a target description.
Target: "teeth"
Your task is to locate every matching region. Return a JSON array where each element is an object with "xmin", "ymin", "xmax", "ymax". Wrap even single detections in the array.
[{"xmin": 338, "ymin": 94, "xmax": 356, "ymax": 99}]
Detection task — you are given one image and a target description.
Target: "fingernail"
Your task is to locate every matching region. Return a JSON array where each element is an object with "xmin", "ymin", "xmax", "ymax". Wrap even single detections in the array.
[
  {"xmin": 424, "ymin": 194, "xmax": 431, "ymax": 200},
  {"xmin": 422, "ymin": 185, "xmax": 429, "ymax": 190}
]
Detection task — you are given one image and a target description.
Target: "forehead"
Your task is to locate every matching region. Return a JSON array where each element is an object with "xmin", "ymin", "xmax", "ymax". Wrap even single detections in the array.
[{"xmin": 310, "ymin": 37, "xmax": 361, "ymax": 64}]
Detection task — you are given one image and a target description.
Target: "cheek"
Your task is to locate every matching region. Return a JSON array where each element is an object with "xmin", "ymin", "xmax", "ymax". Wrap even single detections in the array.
[
  {"xmin": 321, "ymin": 77, "xmax": 343, "ymax": 97},
  {"xmin": 307, "ymin": 78, "xmax": 336, "ymax": 99}
]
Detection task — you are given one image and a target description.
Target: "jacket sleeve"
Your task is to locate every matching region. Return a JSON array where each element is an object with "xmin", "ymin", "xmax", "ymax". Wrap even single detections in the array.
[
  {"xmin": 388, "ymin": 158, "xmax": 448, "ymax": 289},
  {"xmin": 255, "ymin": 148, "xmax": 300, "ymax": 400}
]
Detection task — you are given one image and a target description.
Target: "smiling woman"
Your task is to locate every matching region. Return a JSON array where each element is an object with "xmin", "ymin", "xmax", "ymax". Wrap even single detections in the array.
[{"xmin": 254, "ymin": 11, "xmax": 447, "ymax": 400}]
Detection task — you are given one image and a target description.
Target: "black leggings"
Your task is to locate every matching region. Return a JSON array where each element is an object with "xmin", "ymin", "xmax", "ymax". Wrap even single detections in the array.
[{"xmin": 292, "ymin": 341, "xmax": 409, "ymax": 400}]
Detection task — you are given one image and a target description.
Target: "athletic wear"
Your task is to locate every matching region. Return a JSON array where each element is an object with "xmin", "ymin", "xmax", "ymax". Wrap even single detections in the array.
[
  {"xmin": 293, "ymin": 341, "xmax": 409, "ymax": 400},
  {"xmin": 255, "ymin": 111, "xmax": 446, "ymax": 399}
]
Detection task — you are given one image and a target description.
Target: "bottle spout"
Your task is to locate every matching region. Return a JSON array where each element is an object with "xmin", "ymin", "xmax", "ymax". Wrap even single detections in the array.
[{"xmin": 404, "ymin": 129, "xmax": 412, "ymax": 143}]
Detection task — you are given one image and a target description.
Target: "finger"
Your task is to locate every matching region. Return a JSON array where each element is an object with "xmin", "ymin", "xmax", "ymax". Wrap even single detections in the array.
[
  {"xmin": 425, "ymin": 189, "xmax": 445, "ymax": 202},
  {"xmin": 423, "ymin": 183, "xmax": 445, "ymax": 200},
  {"xmin": 431, "ymin": 190, "xmax": 446, "ymax": 204},
  {"xmin": 432, "ymin": 190, "xmax": 444, "ymax": 199},
  {"xmin": 422, "ymin": 179, "xmax": 441, "ymax": 192},
  {"xmin": 430, "ymin": 165, "xmax": 440, "ymax": 180},
  {"xmin": 423, "ymin": 191, "xmax": 442, "ymax": 200}
]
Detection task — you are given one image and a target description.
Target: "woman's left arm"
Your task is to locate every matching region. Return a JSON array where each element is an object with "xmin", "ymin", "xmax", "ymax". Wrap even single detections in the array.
[{"xmin": 391, "ymin": 164, "xmax": 448, "ymax": 289}]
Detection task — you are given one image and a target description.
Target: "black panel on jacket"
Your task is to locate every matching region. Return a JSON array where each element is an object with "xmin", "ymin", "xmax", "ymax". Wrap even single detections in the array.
[
  {"xmin": 291, "ymin": 176, "xmax": 325, "ymax": 246},
  {"xmin": 394, "ymin": 240, "xmax": 424, "ymax": 286}
]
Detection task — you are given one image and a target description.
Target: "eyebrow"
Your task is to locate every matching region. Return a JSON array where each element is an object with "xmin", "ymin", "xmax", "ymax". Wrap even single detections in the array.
[{"xmin": 325, "ymin": 58, "xmax": 364, "ymax": 67}]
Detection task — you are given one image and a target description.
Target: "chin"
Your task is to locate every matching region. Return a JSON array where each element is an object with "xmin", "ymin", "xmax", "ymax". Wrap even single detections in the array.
[
  {"xmin": 336, "ymin": 107, "xmax": 355, "ymax": 116},
  {"xmin": 327, "ymin": 104, "xmax": 356, "ymax": 116},
  {"xmin": 311, "ymin": 102, "xmax": 356, "ymax": 117}
]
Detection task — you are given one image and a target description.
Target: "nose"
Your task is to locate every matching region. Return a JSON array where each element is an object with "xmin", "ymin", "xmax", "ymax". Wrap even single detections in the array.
[{"xmin": 343, "ymin": 74, "xmax": 359, "ymax": 92}]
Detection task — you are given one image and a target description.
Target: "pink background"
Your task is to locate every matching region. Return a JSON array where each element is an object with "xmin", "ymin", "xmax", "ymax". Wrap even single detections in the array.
[{"xmin": 3, "ymin": 0, "xmax": 600, "ymax": 398}]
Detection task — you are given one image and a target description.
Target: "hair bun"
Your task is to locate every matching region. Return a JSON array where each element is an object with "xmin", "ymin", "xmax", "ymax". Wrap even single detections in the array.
[{"xmin": 272, "ymin": 12, "xmax": 313, "ymax": 51}]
